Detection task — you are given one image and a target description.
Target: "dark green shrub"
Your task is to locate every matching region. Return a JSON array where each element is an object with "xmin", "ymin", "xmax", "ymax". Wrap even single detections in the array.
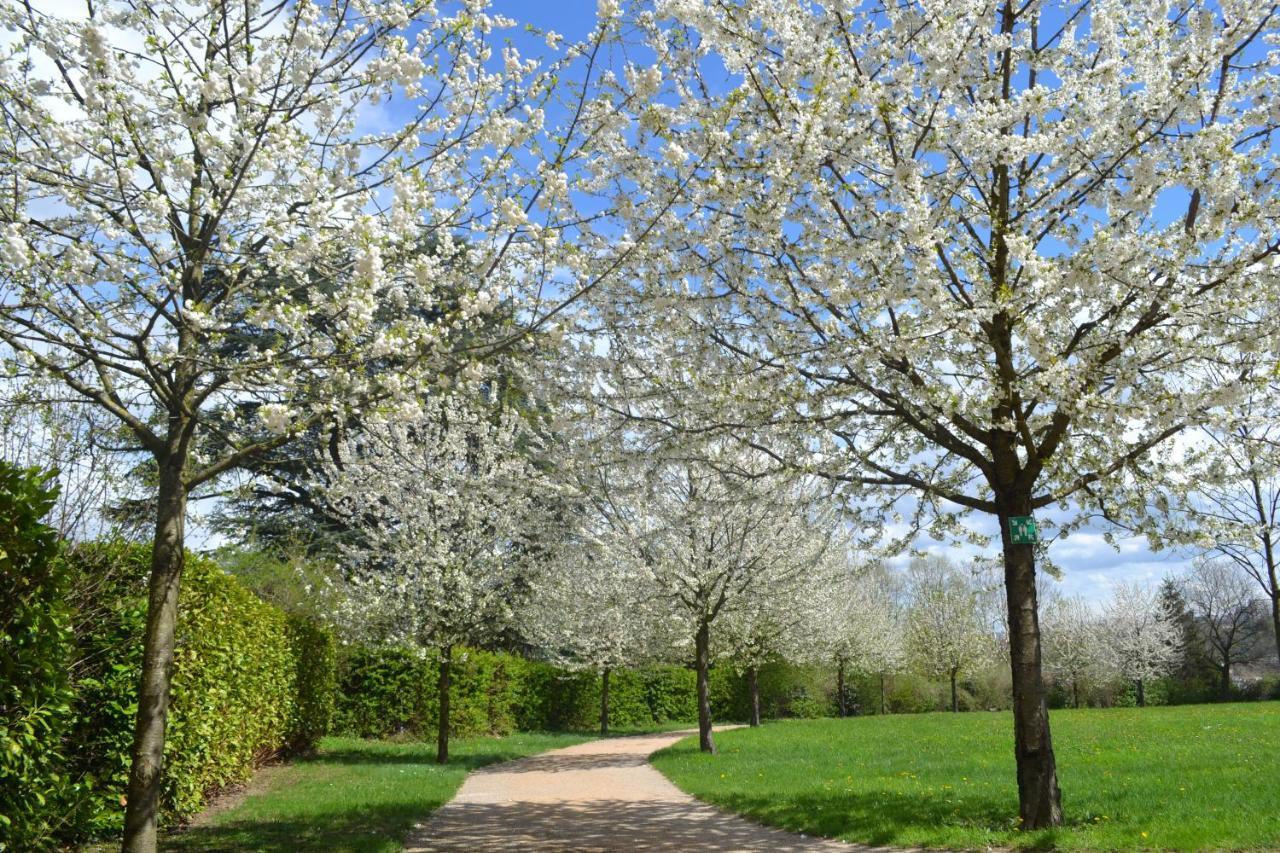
[
  {"xmin": 0, "ymin": 464, "xmax": 72, "ymax": 851},
  {"xmin": 335, "ymin": 647, "xmax": 702, "ymax": 737},
  {"xmin": 332, "ymin": 646, "xmax": 429, "ymax": 738},
  {"xmin": 643, "ymin": 666, "xmax": 697, "ymax": 722},
  {"xmin": 286, "ymin": 615, "xmax": 336, "ymax": 752}
]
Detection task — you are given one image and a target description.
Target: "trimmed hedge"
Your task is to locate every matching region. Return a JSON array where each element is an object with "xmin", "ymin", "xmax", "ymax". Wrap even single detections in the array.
[
  {"xmin": 333, "ymin": 647, "xmax": 706, "ymax": 739},
  {"xmin": 0, "ymin": 464, "xmax": 73, "ymax": 852},
  {"xmin": 53, "ymin": 542, "xmax": 336, "ymax": 843},
  {"xmin": 286, "ymin": 615, "xmax": 337, "ymax": 752}
]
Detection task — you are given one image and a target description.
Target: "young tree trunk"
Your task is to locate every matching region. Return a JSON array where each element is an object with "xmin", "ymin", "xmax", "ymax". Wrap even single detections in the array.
[
  {"xmin": 600, "ymin": 667, "xmax": 611, "ymax": 737},
  {"xmin": 1135, "ymin": 678, "xmax": 1145, "ymax": 707},
  {"xmin": 1000, "ymin": 512, "xmax": 1063, "ymax": 830},
  {"xmin": 950, "ymin": 667, "xmax": 959, "ymax": 713},
  {"xmin": 121, "ymin": 458, "xmax": 188, "ymax": 853},
  {"xmin": 747, "ymin": 665, "xmax": 761, "ymax": 727},
  {"xmin": 695, "ymin": 621, "xmax": 715, "ymax": 754},
  {"xmin": 1271, "ymin": 593, "xmax": 1280, "ymax": 667},
  {"xmin": 879, "ymin": 671, "xmax": 886, "ymax": 715},
  {"xmin": 437, "ymin": 645, "xmax": 452, "ymax": 764},
  {"xmin": 836, "ymin": 659, "xmax": 847, "ymax": 717},
  {"xmin": 1253, "ymin": 485, "xmax": 1280, "ymax": 666},
  {"xmin": 1071, "ymin": 677, "xmax": 1080, "ymax": 710}
]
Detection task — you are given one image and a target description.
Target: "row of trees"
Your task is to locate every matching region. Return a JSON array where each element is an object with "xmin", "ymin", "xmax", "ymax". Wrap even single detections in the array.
[{"xmin": 3, "ymin": 0, "xmax": 1279, "ymax": 847}]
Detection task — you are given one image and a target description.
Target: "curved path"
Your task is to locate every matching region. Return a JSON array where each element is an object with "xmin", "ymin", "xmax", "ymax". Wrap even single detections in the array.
[{"xmin": 403, "ymin": 729, "xmax": 897, "ymax": 852}]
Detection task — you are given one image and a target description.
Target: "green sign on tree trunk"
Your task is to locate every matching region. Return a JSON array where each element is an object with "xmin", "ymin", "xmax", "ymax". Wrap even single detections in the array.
[{"xmin": 1009, "ymin": 515, "xmax": 1038, "ymax": 545}]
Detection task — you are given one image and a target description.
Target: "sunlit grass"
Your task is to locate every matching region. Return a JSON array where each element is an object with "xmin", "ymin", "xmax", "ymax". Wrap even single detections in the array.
[
  {"xmin": 162, "ymin": 733, "xmax": 591, "ymax": 852},
  {"xmin": 652, "ymin": 703, "xmax": 1280, "ymax": 851}
]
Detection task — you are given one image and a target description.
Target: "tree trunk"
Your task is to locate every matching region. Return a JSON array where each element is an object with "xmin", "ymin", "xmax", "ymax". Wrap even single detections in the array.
[
  {"xmin": 695, "ymin": 621, "xmax": 715, "ymax": 753},
  {"xmin": 837, "ymin": 659, "xmax": 847, "ymax": 717},
  {"xmin": 747, "ymin": 665, "xmax": 761, "ymax": 727},
  {"xmin": 950, "ymin": 667, "xmax": 959, "ymax": 713},
  {"xmin": 879, "ymin": 671, "xmax": 886, "ymax": 715},
  {"xmin": 1219, "ymin": 663, "xmax": 1232, "ymax": 700},
  {"xmin": 121, "ymin": 459, "xmax": 188, "ymax": 853},
  {"xmin": 1135, "ymin": 678, "xmax": 1145, "ymax": 708},
  {"xmin": 1071, "ymin": 677, "xmax": 1080, "ymax": 710},
  {"xmin": 1000, "ymin": 511, "xmax": 1063, "ymax": 830},
  {"xmin": 1252, "ymin": 483, "xmax": 1280, "ymax": 666},
  {"xmin": 1271, "ymin": 593, "xmax": 1280, "ymax": 668},
  {"xmin": 437, "ymin": 645, "xmax": 452, "ymax": 764},
  {"xmin": 600, "ymin": 667, "xmax": 611, "ymax": 737}
]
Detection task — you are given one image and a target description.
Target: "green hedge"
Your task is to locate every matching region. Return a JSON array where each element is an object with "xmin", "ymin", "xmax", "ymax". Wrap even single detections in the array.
[
  {"xmin": 334, "ymin": 647, "xmax": 707, "ymax": 738},
  {"xmin": 286, "ymin": 615, "xmax": 337, "ymax": 752},
  {"xmin": 53, "ymin": 542, "xmax": 336, "ymax": 843},
  {"xmin": 0, "ymin": 464, "xmax": 73, "ymax": 852}
]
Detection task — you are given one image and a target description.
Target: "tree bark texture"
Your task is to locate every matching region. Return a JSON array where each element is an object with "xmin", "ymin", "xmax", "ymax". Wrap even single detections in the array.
[
  {"xmin": 950, "ymin": 667, "xmax": 959, "ymax": 713},
  {"xmin": 121, "ymin": 460, "xmax": 188, "ymax": 853},
  {"xmin": 695, "ymin": 621, "xmax": 715, "ymax": 753},
  {"xmin": 1000, "ymin": 512, "xmax": 1063, "ymax": 830}
]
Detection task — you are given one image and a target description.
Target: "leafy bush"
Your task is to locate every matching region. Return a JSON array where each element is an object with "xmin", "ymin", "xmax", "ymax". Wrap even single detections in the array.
[
  {"xmin": 642, "ymin": 666, "xmax": 698, "ymax": 722},
  {"xmin": 164, "ymin": 557, "xmax": 296, "ymax": 817},
  {"xmin": 334, "ymin": 648, "xmax": 702, "ymax": 737},
  {"xmin": 56, "ymin": 542, "xmax": 335, "ymax": 843},
  {"xmin": 0, "ymin": 463, "xmax": 72, "ymax": 852},
  {"xmin": 286, "ymin": 615, "xmax": 336, "ymax": 752},
  {"xmin": 332, "ymin": 646, "xmax": 429, "ymax": 738}
]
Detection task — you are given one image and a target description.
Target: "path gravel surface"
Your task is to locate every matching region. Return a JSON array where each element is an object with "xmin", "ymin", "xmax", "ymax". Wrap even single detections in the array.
[{"xmin": 403, "ymin": 728, "xmax": 901, "ymax": 852}]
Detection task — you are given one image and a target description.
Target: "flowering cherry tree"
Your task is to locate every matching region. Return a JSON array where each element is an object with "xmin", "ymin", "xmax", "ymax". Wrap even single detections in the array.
[
  {"xmin": 1040, "ymin": 593, "xmax": 1107, "ymax": 708},
  {"xmin": 594, "ymin": 0, "xmax": 1280, "ymax": 826},
  {"xmin": 813, "ymin": 564, "xmax": 905, "ymax": 717},
  {"xmin": 717, "ymin": 542, "xmax": 844, "ymax": 726},
  {"xmin": 595, "ymin": 446, "xmax": 840, "ymax": 753},
  {"xmin": 0, "ymin": 2, "xmax": 616, "ymax": 845},
  {"xmin": 522, "ymin": 536, "xmax": 668, "ymax": 736},
  {"xmin": 904, "ymin": 556, "xmax": 996, "ymax": 713},
  {"xmin": 323, "ymin": 391, "xmax": 553, "ymax": 764},
  {"xmin": 1101, "ymin": 582, "xmax": 1183, "ymax": 707}
]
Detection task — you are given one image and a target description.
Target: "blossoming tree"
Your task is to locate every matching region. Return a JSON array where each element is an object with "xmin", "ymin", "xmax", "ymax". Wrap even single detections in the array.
[
  {"xmin": 0, "ymin": 2, "xmax": 615, "ymax": 846},
  {"xmin": 717, "ymin": 543, "xmax": 843, "ymax": 726},
  {"xmin": 522, "ymin": 535, "xmax": 669, "ymax": 736},
  {"xmin": 596, "ymin": 446, "xmax": 840, "ymax": 753},
  {"xmin": 1101, "ymin": 582, "xmax": 1183, "ymax": 706},
  {"xmin": 594, "ymin": 0, "xmax": 1280, "ymax": 826},
  {"xmin": 904, "ymin": 556, "xmax": 996, "ymax": 713},
  {"xmin": 1040, "ymin": 593, "xmax": 1107, "ymax": 708},
  {"xmin": 815, "ymin": 564, "xmax": 905, "ymax": 716},
  {"xmin": 324, "ymin": 391, "xmax": 554, "ymax": 764}
]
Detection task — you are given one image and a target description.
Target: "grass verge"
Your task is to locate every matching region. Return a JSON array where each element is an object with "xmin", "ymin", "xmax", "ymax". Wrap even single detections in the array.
[
  {"xmin": 651, "ymin": 702, "xmax": 1280, "ymax": 851},
  {"xmin": 162, "ymin": 732, "xmax": 590, "ymax": 852}
]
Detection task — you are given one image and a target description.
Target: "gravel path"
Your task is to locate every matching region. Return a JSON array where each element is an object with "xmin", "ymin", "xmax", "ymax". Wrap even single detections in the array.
[{"xmin": 403, "ymin": 728, "xmax": 896, "ymax": 852}]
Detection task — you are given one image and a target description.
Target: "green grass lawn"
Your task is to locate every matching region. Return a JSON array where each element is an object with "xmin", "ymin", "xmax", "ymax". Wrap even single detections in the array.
[
  {"xmin": 162, "ymin": 732, "xmax": 591, "ymax": 852},
  {"xmin": 652, "ymin": 703, "xmax": 1280, "ymax": 851}
]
